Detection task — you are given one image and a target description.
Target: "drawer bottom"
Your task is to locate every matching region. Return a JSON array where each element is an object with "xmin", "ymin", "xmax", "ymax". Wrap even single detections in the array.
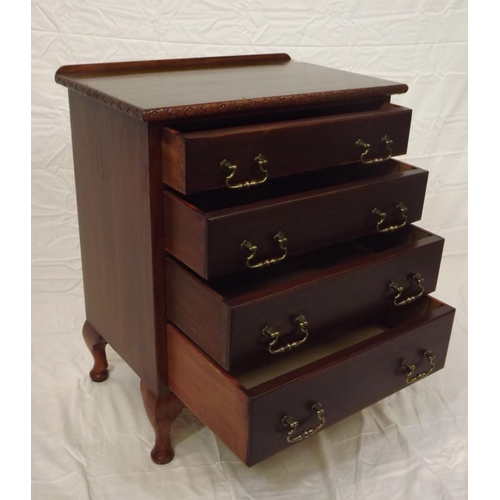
[{"xmin": 167, "ymin": 296, "xmax": 455, "ymax": 466}]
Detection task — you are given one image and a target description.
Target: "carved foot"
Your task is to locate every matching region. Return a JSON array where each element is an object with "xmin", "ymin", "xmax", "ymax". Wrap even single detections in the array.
[
  {"xmin": 140, "ymin": 380, "xmax": 184, "ymax": 464},
  {"xmin": 82, "ymin": 320, "xmax": 109, "ymax": 382}
]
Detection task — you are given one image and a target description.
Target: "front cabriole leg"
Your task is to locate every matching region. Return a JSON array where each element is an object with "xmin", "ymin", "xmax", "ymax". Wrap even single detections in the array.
[
  {"xmin": 140, "ymin": 380, "xmax": 184, "ymax": 464},
  {"xmin": 82, "ymin": 320, "xmax": 109, "ymax": 382}
]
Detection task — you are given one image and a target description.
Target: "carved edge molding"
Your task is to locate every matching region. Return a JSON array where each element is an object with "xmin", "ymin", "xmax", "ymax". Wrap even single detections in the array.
[
  {"xmin": 141, "ymin": 85, "xmax": 409, "ymax": 121},
  {"xmin": 55, "ymin": 74, "xmax": 145, "ymax": 120},
  {"xmin": 55, "ymin": 74, "xmax": 408, "ymax": 122}
]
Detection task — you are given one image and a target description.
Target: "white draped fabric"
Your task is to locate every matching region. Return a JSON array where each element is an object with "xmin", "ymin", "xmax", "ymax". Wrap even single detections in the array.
[{"xmin": 32, "ymin": 2, "xmax": 467, "ymax": 499}]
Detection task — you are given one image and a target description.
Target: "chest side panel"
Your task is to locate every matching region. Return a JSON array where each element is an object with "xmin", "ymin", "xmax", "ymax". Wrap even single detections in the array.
[{"xmin": 68, "ymin": 91, "xmax": 163, "ymax": 393}]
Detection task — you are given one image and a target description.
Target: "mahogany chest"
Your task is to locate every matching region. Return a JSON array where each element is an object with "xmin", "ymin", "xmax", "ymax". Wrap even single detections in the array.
[{"xmin": 55, "ymin": 53, "xmax": 455, "ymax": 467}]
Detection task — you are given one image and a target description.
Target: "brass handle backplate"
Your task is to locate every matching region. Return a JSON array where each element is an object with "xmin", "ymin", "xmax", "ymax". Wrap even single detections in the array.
[
  {"xmin": 402, "ymin": 349, "xmax": 436, "ymax": 384},
  {"xmin": 262, "ymin": 315, "xmax": 309, "ymax": 354},
  {"xmin": 356, "ymin": 135, "xmax": 393, "ymax": 164},
  {"xmin": 220, "ymin": 153, "xmax": 268, "ymax": 189},
  {"xmin": 373, "ymin": 202, "xmax": 408, "ymax": 233},
  {"xmin": 282, "ymin": 403, "xmax": 326, "ymax": 443},
  {"xmin": 389, "ymin": 273, "xmax": 425, "ymax": 306},
  {"xmin": 241, "ymin": 231, "xmax": 288, "ymax": 269}
]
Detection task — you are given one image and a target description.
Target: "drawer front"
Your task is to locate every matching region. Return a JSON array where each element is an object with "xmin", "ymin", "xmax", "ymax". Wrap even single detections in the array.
[
  {"xmin": 164, "ymin": 161, "xmax": 428, "ymax": 279},
  {"xmin": 165, "ymin": 227, "xmax": 444, "ymax": 371},
  {"xmin": 162, "ymin": 104, "xmax": 412, "ymax": 194},
  {"xmin": 167, "ymin": 298, "xmax": 455, "ymax": 466}
]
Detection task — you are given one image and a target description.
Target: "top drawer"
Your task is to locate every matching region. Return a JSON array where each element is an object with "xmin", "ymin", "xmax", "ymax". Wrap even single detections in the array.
[{"xmin": 162, "ymin": 104, "xmax": 412, "ymax": 194}]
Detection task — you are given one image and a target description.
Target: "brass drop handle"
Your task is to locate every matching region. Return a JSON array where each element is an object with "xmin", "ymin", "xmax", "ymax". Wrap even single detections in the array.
[
  {"xmin": 241, "ymin": 231, "xmax": 288, "ymax": 269},
  {"xmin": 220, "ymin": 153, "xmax": 268, "ymax": 189},
  {"xmin": 356, "ymin": 135, "xmax": 393, "ymax": 164},
  {"xmin": 373, "ymin": 203, "xmax": 408, "ymax": 233},
  {"xmin": 402, "ymin": 349, "xmax": 436, "ymax": 384},
  {"xmin": 389, "ymin": 273, "xmax": 425, "ymax": 306},
  {"xmin": 282, "ymin": 403, "xmax": 326, "ymax": 444},
  {"xmin": 262, "ymin": 315, "xmax": 309, "ymax": 354}
]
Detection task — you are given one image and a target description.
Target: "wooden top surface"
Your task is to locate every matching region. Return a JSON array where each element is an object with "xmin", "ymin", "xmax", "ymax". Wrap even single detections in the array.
[{"xmin": 55, "ymin": 53, "xmax": 408, "ymax": 122}]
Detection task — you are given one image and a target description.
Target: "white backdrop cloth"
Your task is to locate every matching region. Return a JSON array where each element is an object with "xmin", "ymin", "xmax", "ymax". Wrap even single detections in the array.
[{"xmin": 32, "ymin": 1, "xmax": 468, "ymax": 499}]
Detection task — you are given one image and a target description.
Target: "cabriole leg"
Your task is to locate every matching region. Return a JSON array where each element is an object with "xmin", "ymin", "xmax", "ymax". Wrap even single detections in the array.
[
  {"xmin": 82, "ymin": 320, "xmax": 109, "ymax": 382},
  {"xmin": 140, "ymin": 380, "xmax": 184, "ymax": 464}
]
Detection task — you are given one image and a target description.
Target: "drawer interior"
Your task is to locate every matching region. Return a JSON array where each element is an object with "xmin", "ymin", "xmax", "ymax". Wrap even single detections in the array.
[
  {"xmin": 172, "ymin": 160, "xmax": 418, "ymax": 213},
  {"xmin": 165, "ymin": 99, "xmax": 390, "ymax": 134},
  {"xmin": 209, "ymin": 225, "xmax": 434, "ymax": 298},
  {"xmin": 353, "ymin": 223, "xmax": 431, "ymax": 254},
  {"xmin": 234, "ymin": 297, "xmax": 445, "ymax": 390}
]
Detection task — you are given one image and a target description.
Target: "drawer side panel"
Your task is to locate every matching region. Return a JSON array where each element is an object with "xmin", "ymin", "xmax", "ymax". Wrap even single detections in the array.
[
  {"xmin": 167, "ymin": 325, "xmax": 250, "ymax": 463},
  {"xmin": 164, "ymin": 191, "xmax": 208, "ymax": 278},
  {"xmin": 165, "ymin": 257, "xmax": 229, "ymax": 367},
  {"xmin": 162, "ymin": 128, "xmax": 186, "ymax": 192}
]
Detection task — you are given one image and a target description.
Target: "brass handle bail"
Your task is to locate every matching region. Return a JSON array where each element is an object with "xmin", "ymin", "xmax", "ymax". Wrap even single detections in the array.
[
  {"xmin": 241, "ymin": 231, "xmax": 288, "ymax": 269},
  {"xmin": 402, "ymin": 349, "xmax": 436, "ymax": 384},
  {"xmin": 282, "ymin": 402, "xmax": 326, "ymax": 443},
  {"xmin": 389, "ymin": 273, "xmax": 425, "ymax": 306},
  {"xmin": 220, "ymin": 153, "xmax": 268, "ymax": 189},
  {"xmin": 356, "ymin": 135, "xmax": 393, "ymax": 164},
  {"xmin": 262, "ymin": 315, "xmax": 309, "ymax": 354},
  {"xmin": 373, "ymin": 202, "xmax": 408, "ymax": 233}
]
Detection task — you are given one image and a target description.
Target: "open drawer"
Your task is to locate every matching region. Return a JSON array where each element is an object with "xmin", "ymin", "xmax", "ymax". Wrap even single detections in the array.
[
  {"xmin": 167, "ymin": 296, "xmax": 455, "ymax": 466},
  {"xmin": 162, "ymin": 103, "xmax": 412, "ymax": 194},
  {"xmin": 164, "ymin": 160, "xmax": 428, "ymax": 279},
  {"xmin": 165, "ymin": 225, "xmax": 444, "ymax": 371}
]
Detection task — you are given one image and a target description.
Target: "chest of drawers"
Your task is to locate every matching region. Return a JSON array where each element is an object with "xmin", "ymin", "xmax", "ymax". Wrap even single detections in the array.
[{"xmin": 55, "ymin": 53, "xmax": 455, "ymax": 467}]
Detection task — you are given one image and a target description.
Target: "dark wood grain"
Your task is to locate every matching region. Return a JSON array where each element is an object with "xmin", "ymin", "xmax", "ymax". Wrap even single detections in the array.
[
  {"xmin": 82, "ymin": 320, "xmax": 109, "ymax": 382},
  {"xmin": 164, "ymin": 160, "xmax": 428, "ymax": 279},
  {"xmin": 166, "ymin": 297, "xmax": 455, "ymax": 466},
  {"xmin": 140, "ymin": 380, "xmax": 184, "ymax": 464},
  {"xmin": 55, "ymin": 55, "xmax": 408, "ymax": 122},
  {"xmin": 163, "ymin": 104, "xmax": 412, "ymax": 193},
  {"xmin": 69, "ymin": 91, "xmax": 165, "ymax": 395},
  {"xmin": 165, "ymin": 226, "xmax": 444, "ymax": 372}
]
